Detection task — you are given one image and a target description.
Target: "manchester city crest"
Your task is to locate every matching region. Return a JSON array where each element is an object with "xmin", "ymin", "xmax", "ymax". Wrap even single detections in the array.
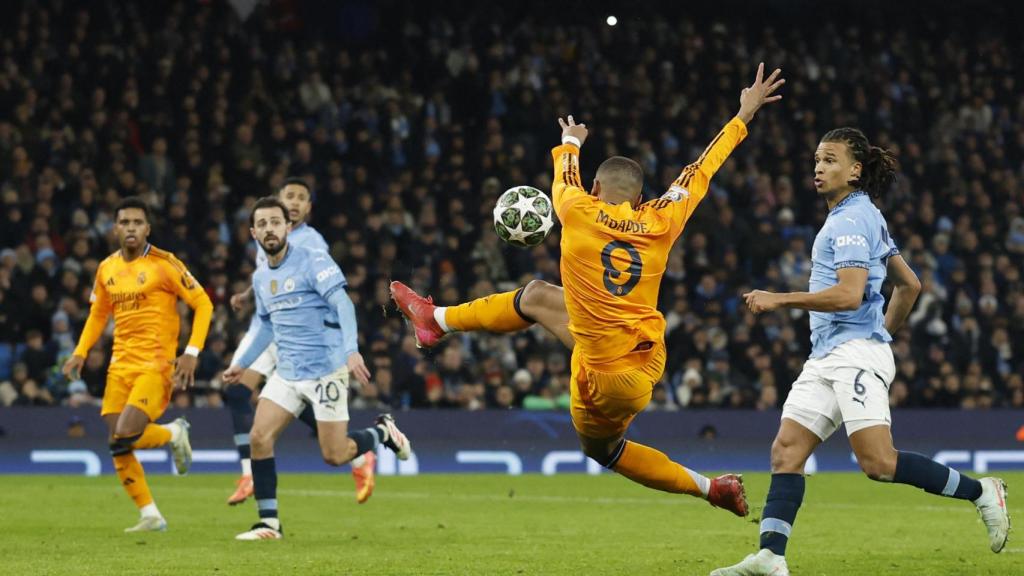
[{"xmin": 283, "ymin": 278, "xmax": 296, "ymax": 292}]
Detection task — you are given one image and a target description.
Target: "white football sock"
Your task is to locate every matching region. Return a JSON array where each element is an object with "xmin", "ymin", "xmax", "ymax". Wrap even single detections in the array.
[
  {"xmin": 685, "ymin": 468, "xmax": 711, "ymax": 497},
  {"xmin": 433, "ymin": 307, "xmax": 450, "ymax": 333},
  {"xmin": 163, "ymin": 423, "xmax": 181, "ymax": 443},
  {"xmin": 140, "ymin": 502, "xmax": 162, "ymax": 519}
]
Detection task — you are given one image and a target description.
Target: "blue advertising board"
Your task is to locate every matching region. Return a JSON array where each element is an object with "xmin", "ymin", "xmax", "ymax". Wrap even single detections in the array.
[{"xmin": 2, "ymin": 408, "xmax": 1023, "ymax": 476}]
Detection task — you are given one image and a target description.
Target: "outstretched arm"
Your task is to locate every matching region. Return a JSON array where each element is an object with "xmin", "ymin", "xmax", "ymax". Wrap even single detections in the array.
[
  {"xmin": 550, "ymin": 115, "xmax": 590, "ymax": 219},
  {"xmin": 660, "ymin": 63, "xmax": 785, "ymax": 237},
  {"xmin": 744, "ymin": 267, "xmax": 868, "ymax": 314}
]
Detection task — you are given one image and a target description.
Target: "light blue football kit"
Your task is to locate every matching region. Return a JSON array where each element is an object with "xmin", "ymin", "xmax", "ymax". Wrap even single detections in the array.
[
  {"xmin": 236, "ymin": 243, "xmax": 360, "ymax": 421},
  {"xmin": 783, "ymin": 190, "xmax": 900, "ymax": 441}
]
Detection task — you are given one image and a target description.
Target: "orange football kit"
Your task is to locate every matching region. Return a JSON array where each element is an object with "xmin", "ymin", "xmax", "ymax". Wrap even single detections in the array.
[{"xmin": 74, "ymin": 243, "xmax": 212, "ymax": 510}]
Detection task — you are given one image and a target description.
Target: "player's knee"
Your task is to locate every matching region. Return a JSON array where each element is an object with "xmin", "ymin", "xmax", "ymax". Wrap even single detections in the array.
[
  {"xmin": 113, "ymin": 422, "xmax": 145, "ymax": 440},
  {"xmin": 249, "ymin": 426, "xmax": 274, "ymax": 453},
  {"xmin": 580, "ymin": 443, "xmax": 608, "ymax": 464},
  {"xmin": 109, "ymin": 434, "xmax": 140, "ymax": 457},
  {"xmin": 770, "ymin": 437, "xmax": 804, "ymax": 473},
  {"xmin": 858, "ymin": 451, "xmax": 897, "ymax": 482},
  {"xmin": 519, "ymin": 279, "xmax": 553, "ymax": 318},
  {"xmin": 579, "ymin": 437, "xmax": 622, "ymax": 468},
  {"xmin": 321, "ymin": 448, "xmax": 349, "ymax": 467}
]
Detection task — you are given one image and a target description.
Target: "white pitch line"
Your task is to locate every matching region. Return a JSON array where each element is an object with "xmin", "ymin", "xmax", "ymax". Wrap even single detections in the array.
[
  {"xmin": 272, "ymin": 487, "xmax": 980, "ymax": 514},
  {"xmin": 60, "ymin": 482, "xmax": 1000, "ymax": 514}
]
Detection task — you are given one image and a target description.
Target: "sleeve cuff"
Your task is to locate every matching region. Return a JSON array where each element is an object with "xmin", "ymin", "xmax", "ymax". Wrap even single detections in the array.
[
  {"xmin": 185, "ymin": 345, "xmax": 201, "ymax": 357},
  {"xmin": 561, "ymin": 135, "xmax": 581, "ymax": 148}
]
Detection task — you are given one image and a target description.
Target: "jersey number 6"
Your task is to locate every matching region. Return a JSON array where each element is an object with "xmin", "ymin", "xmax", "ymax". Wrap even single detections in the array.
[{"xmin": 600, "ymin": 240, "xmax": 643, "ymax": 296}]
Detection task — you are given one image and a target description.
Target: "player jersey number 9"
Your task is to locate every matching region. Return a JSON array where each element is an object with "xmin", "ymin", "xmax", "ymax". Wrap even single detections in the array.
[{"xmin": 600, "ymin": 240, "xmax": 643, "ymax": 296}]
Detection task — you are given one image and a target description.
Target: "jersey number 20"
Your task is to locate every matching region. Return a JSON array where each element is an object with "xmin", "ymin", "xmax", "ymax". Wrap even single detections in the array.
[
  {"xmin": 315, "ymin": 381, "xmax": 341, "ymax": 405},
  {"xmin": 601, "ymin": 240, "xmax": 643, "ymax": 296}
]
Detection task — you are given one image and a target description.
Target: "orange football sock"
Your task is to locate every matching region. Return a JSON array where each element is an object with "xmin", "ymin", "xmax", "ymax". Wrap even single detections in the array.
[
  {"xmin": 444, "ymin": 288, "xmax": 532, "ymax": 333},
  {"xmin": 133, "ymin": 423, "xmax": 172, "ymax": 449},
  {"xmin": 113, "ymin": 452, "xmax": 155, "ymax": 508},
  {"xmin": 612, "ymin": 441, "xmax": 708, "ymax": 497}
]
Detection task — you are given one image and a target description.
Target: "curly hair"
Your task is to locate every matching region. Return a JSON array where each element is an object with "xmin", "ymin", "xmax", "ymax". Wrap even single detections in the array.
[{"xmin": 821, "ymin": 127, "xmax": 899, "ymax": 198}]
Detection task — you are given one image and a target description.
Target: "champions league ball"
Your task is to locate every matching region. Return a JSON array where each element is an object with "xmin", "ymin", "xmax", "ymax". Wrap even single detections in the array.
[{"xmin": 492, "ymin": 186, "xmax": 555, "ymax": 248}]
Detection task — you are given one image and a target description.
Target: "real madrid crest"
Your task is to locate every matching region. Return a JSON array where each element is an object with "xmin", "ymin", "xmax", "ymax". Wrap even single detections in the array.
[
  {"xmin": 283, "ymin": 278, "xmax": 296, "ymax": 292},
  {"xmin": 137, "ymin": 272, "xmax": 146, "ymax": 285},
  {"xmin": 270, "ymin": 279, "xmax": 278, "ymax": 295}
]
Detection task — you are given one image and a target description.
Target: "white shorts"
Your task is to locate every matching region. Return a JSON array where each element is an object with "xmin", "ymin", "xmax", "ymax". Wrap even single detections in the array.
[
  {"xmin": 249, "ymin": 343, "xmax": 277, "ymax": 378},
  {"xmin": 782, "ymin": 338, "xmax": 896, "ymax": 441},
  {"xmin": 260, "ymin": 366, "xmax": 350, "ymax": 422}
]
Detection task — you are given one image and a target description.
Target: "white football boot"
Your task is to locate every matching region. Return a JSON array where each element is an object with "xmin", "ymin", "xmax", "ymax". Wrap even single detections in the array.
[
  {"xmin": 375, "ymin": 413, "xmax": 412, "ymax": 460},
  {"xmin": 973, "ymin": 477, "xmax": 1010, "ymax": 553},
  {"xmin": 710, "ymin": 549, "xmax": 790, "ymax": 576},
  {"xmin": 235, "ymin": 521, "xmax": 283, "ymax": 541},
  {"xmin": 124, "ymin": 515, "xmax": 168, "ymax": 533},
  {"xmin": 169, "ymin": 417, "xmax": 192, "ymax": 475}
]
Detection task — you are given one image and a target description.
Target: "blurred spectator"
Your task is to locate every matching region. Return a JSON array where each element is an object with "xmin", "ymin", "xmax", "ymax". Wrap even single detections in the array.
[{"xmin": 0, "ymin": 0, "xmax": 1020, "ymax": 411}]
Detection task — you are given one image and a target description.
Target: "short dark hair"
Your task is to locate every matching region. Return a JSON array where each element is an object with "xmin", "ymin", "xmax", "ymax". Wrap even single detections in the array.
[
  {"xmin": 821, "ymin": 127, "xmax": 899, "ymax": 198},
  {"xmin": 114, "ymin": 196, "xmax": 152, "ymax": 224},
  {"xmin": 279, "ymin": 177, "xmax": 312, "ymax": 196},
  {"xmin": 596, "ymin": 156, "xmax": 644, "ymax": 190},
  {"xmin": 249, "ymin": 196, "xmax": 290, "ymax": 227}
]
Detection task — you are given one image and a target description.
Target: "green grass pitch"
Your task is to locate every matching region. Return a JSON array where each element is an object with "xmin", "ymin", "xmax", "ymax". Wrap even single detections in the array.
[{"xmin": 2, "ymin": 472, "xmax": 1020, "ymax": 575}]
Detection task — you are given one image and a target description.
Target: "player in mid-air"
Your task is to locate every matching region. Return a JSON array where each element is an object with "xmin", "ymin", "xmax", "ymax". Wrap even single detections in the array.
[
  {"xmin": 223, "ymin": 196, "xmax": 411, "ymax": 540},
  {"xmin": 710, "ymin": 128, "xmax": 1010, "ymax": 575},
  {"xmin": 63, "ymin": 197, "xmax": 213, "ymax": 532},
  {"xmin": 392, "ymin": 63, "xmax": 785, "ymax": 515},
  {"xmin": 226, "ymin": 178, "xmax": 377, "ymax": 506}
]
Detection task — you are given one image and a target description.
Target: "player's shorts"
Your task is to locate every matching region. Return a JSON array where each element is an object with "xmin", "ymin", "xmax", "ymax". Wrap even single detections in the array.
[
  {"xmin": 248, "ymin": 343, "xmax": 278, "ymax": 378},
  {"xmin": 101, "ymin": 367, "xmax": 173, "ymax": 422},
  {"xmin": 782, "ymin": 338, "xmax": 896, "ymax": 441},
  {"xmin": 569, "ymin": 341, "xmax": 666, "ymax": 439},
  {"xmin": 260, "ymin": 365, "xmax": 350, "ymax": 422}
]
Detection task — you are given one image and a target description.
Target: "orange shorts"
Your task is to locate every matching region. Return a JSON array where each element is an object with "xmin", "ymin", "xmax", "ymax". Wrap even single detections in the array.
[
  {"xmin": 569, "ymin": 341, "xmax": 667, "ymax": 439},
  {"xmin": 101, "ymin": 367, "xmax": 173, "ymax": 422}
]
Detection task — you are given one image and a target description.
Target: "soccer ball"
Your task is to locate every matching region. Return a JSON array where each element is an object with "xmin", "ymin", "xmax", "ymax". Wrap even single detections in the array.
[{"xmin": 493, "ymin": 186, "xmax": 555, "ymax": 248}]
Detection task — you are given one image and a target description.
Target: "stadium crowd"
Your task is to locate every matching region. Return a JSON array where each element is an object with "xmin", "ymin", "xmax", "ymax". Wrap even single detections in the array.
[{"xmin": 0, "ymin": 1, "xmax": 1021, "ymax": 412}]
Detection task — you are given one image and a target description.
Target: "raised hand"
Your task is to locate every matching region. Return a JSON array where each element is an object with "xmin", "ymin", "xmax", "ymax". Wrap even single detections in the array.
[
  {"xmin": 737, "ymin": 62, "xmax": 785, "ymax": 124},
  {"xmin": 558, "ymin": 115, "xmax": 589, "ymax": 147}
]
